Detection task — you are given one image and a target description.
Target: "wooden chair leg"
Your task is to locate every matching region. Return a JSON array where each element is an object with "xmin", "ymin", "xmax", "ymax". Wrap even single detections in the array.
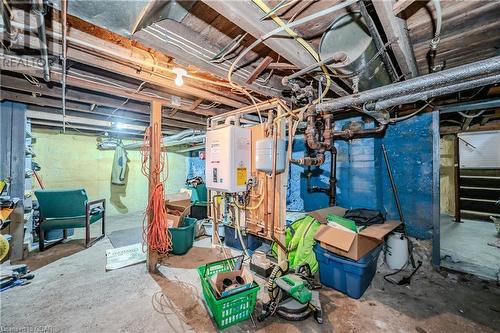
[
  {"xmin": 101, "ymin": 213, "xmax": 105, "ymax": 236},
  {"xmin": 85, "ymin": 220, "xmax": 90, "ymax": 248}
]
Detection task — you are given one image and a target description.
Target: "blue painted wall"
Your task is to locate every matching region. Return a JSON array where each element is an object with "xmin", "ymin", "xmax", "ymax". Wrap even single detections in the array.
[{"xmin": 188, "ymin": 113, "xmax": 435, "ymax": 239}]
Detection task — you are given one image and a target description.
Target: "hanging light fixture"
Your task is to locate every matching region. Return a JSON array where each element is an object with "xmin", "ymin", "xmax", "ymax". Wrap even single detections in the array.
[{"xmin": 172, "ymin": 67, "xmax": 187, "ymax": 86}]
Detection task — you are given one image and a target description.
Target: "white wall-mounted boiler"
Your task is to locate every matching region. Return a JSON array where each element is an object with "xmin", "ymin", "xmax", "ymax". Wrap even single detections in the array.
[{"xmin": 205, "ymin": 125, "xmax": 251, "ymax": 193}]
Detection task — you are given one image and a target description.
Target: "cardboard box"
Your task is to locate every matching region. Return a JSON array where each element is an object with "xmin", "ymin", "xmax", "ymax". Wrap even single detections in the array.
[
  {"xmin": 209, "ymin": 267, "xmax": 254, "ymax": 298},
  {"xmin": 311, "ymin": 206, "xmax": 401, "ymax": 261},
  {"xmin": 165, "ymin": 192, "xmax": 191, "ymax": 228}
]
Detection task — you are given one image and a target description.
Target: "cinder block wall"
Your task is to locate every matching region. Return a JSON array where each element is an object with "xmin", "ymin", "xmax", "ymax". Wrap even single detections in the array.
[{"xmin": 32, "ymin": 128, "xmax": 187, "ymax": 216}]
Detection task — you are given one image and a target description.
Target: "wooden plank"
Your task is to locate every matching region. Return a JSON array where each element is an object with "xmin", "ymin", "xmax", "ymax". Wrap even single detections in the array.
[
  {"xmin": 267, "ymin": 62, "xmax": 299, "ymax": 70},
  {"xmin": 1, "ymin": 75, "xmax": 149, "ymax": 114},
  {"xmin": 1, "ymin": 90, "xmax": 205, "ymax": 129},
  {"xmin": 0, "ymin": 53, "xmax": 221, "ymax": 117},
  {"xmin": 133, "ymin": 18, "xmax": 283, "ymax": 98},
  {"xmin": 8, "ymin": 19, "xmax": 248, "ymax": 110},
  {"xmin": 147, "ymin": 100, "xmax": 162, "ymax": 273},
  {"xmin": 11, "ymin": 11, "xmax": 252, "ymax": 109},
  {"xmin": 189, "ymin": 98, "xmax": 204, "ymax": 111},
  {"xmin": 202, "ymin": 0, "xmax": 315, "ymax": 68},
  {"xmin": 373, "ymin": 0, "xmax": 419, "ymax": 78},
  {"xmin": 393, "ymin": 0, "xmax": 422, "ymax": 16},
  {"xmin": 246, "ymin": 56, "xmax": 273, "ymax": 84}
]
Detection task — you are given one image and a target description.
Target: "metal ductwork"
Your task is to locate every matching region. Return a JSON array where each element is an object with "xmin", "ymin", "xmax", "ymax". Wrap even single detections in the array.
[
  {"xmin": 367, "ymin": 73, "xmax": 500, "ymax": 111},
  {"xmin": 48, "ymin": 0, "xmax": 196, "ymax": 37},
  {"xmin": 122, "ymin": 129, "xmax": 205, "ymax": 150},
  {"xmin": 319, "ymin": 12, "xmax": 392, "ymax": 92},
  {"xmin": 316, "ymin": 55, "xmax": 500, "ymax": 112}
]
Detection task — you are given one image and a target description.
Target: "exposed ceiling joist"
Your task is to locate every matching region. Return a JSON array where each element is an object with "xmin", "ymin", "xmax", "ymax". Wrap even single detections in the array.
[
  {"xmin": 27, "ymin": 109, "xmax": 178, "ymax": 135},
  {"xmin": 9, "ymin": 12, "xmax": 249, "ymax": 110},
  {"xmin": 0, "ymin": 54, "xmax": 219, "ymax": 117},
  {"xmin": 201, "ymin": 0, "xmax": 315, "ymax": 69},
  {"xmin": 246, "ymin": 56, "xmax": 273, "ymax": 84},
  {"xmin": 0, "ymin": 74, "xmax": 207, "ymax": 125},
  {"xmin": 133, "ymin": 18, "xmax": 283, "ymax": 98},
  {"xmin": 200, "ymin": 0, "xmax": 348, "ymax": 96},
  {"xmin": 393, "ymin": 0, "xmax": 422, "ymax": 16},
  {"xmin": 373, "ymin": 0, "xmax": 419, "ymax": 79},
  {"xmin": 1, "ymin": 89, "xmax": 205, "ymax": 130}
]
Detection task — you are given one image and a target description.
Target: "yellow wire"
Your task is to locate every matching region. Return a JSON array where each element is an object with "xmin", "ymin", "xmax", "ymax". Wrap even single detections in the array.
[{"xmin": 252, "ymin": 0, "xmax": 332, "ymax": 101}]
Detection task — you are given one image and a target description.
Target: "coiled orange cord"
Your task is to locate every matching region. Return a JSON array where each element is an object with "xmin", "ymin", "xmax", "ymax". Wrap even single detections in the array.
[{"xmin": 141, "ymin": 125, "xmax": 172, "ymax": 254}]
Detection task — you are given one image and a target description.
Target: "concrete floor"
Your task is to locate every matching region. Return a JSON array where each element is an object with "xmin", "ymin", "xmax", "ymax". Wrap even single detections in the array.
[
  {"xmin": 2, "ymin": 213, "xmax": 500, "ymax": 333},
  {"xmin": 440, "ymin": 214, "xmax": 500, "ymax": 281}
]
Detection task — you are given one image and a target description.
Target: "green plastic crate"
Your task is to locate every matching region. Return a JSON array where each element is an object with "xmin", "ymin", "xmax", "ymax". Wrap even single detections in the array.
[
  {"xmin": 197, "ymin": 256, "xmax": 259, "ymax": 330},
  {"xmin": 169, "ymin": 217, "xmax": 196, "ymax": 255}
]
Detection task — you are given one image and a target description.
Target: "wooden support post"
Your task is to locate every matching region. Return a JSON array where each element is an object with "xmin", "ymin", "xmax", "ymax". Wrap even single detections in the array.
[
  {"xmin": 147, "ymin": 100, "xmax": 162, "ymax": 272},
  {"xmin": 0, "ymin": 101, "xmax": 26, "ymax": 260}
]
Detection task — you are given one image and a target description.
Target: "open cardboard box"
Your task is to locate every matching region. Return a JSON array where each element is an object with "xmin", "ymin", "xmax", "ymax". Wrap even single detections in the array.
[
  {"xmin": 165, "ymin": 192, "xmax": 191, "ymax": 228},
  {"xmin": 310, "ymin": 206, "xmax": 401, "ymax": 261},
  {"xmin": 209, "ymin": 267, "xmax": 254, "ymax": 298}
]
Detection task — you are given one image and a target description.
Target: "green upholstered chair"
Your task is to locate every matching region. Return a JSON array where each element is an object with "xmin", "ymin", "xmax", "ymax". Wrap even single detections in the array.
[{"xmin": 34, "ymin": 188, "xmax": 105, "ymax": 251}]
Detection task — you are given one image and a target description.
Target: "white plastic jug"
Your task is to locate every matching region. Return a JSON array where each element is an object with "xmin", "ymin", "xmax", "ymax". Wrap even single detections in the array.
[{"xmin": 385, "ymin": 232, "xmax": 409, "ymax": 270}]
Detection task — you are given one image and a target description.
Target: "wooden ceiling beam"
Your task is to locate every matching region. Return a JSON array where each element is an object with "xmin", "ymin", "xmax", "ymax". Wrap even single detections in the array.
[
  {"xmin": 246, "ymin": 56, "xmax": 273, "ymax": 84},
  {"xmin": 200, "ymin": 0, "xmax": 347, "ymax": 96},
  {"xmin": 9, "ymin": 13, "xmax": 249, "ymax": 109},
  {"xmin": 0, "ymin": 54, "xmax": 218, "ymax": 117},
  {"xmin": 201, "ymin": 0, "xmax": 315, "ymax": 69},
  {"xmin": 0, "ymin": 74, "xmax": 208, "ymax": 125},
  {"xmin": 133, "ymin": 18, "xmax": 283, "ymax": 98},
  {"xmin": 1, "ymin": 74, "xmax": 149, "ymax": 114},
  {"xmin": 373, "ymin": 0, "xmax": 419, "ymax": 79},
  {"xmin": 1, "ymin": 89, "xmax": 205, "ymax": 130},
  {"xmin": 27, "ymin": 108, "xmax": 178, "ymax": 135}
]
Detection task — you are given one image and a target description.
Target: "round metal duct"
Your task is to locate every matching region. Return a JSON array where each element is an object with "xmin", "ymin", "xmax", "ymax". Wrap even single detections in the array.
[{"xmin": 319, "ymin": 12, "xmax": 391, "ymax": 92}]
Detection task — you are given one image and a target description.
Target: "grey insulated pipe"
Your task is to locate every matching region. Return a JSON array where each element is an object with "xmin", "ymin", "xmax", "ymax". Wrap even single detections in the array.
[
  {"xmin": 32, "ymin": 0, "xmax": 50, "ymax": 82},
  {"xmin": 368, "ymin": 73, "xmax": 500, "ymax": 111},
  {"xmin": 316, "ymin": 56, "xmax": 500, "ymax": 112}
]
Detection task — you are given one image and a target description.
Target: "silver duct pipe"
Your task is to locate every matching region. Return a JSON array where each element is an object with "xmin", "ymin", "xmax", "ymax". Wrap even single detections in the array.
[
  {"xmin": 316, "ymin": 56, "xmax": 500, "ymax": 112},
  {"xmin": 369, "ymin": 73, "xmax": 500, "ymax": 111},
  {"xmin": 32, "ymin": 0, "xmax": 50, "ymax": 82},
  {"xmin": 123, "ymin": 129, "xmax": 204, "ymax": 150},
  {"xmin": 438, "ymin": 98, "xmax": 500, "ymax": 114}
]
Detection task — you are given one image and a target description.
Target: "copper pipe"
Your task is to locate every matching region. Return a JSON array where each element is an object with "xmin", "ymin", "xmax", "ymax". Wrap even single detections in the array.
[{"xmin": 330, "ymin": 123, "xmax": 387, "ymax": 140}]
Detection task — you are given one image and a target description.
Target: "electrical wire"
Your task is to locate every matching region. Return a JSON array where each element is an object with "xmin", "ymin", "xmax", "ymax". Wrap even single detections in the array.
[
  {"xmin": 145, "ymin": 24, "xmax": 279, "ymax": 92},
  {"xmin": 0, "ymin": 40, "xmax": 41, "ymax": 87},
  {"xmin": 458, "ymin": 110, "xmax": 485, "ymax": 119},
  {"xmin": 390, "ymin": 100, "xmax": 434, "ymax": 123},
  {"xmin": 151, "ymin": 280, "xmax": 201, "ymax": 333}
]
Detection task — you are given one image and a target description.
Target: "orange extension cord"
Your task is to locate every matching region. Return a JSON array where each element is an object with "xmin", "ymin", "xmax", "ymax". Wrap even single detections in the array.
[{"xmin": 141, "ymin": 125, "xmax": 172, "ymax": 254}]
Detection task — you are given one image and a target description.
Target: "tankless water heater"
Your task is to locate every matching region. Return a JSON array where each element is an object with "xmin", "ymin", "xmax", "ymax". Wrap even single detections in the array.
[{"xmin": 205, "ymin": 125, "xmax": 251, "ymax": 193}]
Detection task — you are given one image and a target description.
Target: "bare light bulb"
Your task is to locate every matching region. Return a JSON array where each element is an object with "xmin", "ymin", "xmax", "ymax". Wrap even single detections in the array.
[
  {"xmin": 174, "ymin": 75, "xmax": 184, "ymax": 86},
  {"xmin": 172, "ymin": 67, "xmax": 187, "ymax": 87}
]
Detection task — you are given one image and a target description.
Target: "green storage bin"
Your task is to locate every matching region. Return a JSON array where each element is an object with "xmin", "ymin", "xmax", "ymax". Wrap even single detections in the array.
[
  {"xmin": 169, "ymin": 217, "xmax": 196, "ymax": 255},
  {"xmin": 197, "ymin": 257, "xmax": 259, "ymax": 330}
]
